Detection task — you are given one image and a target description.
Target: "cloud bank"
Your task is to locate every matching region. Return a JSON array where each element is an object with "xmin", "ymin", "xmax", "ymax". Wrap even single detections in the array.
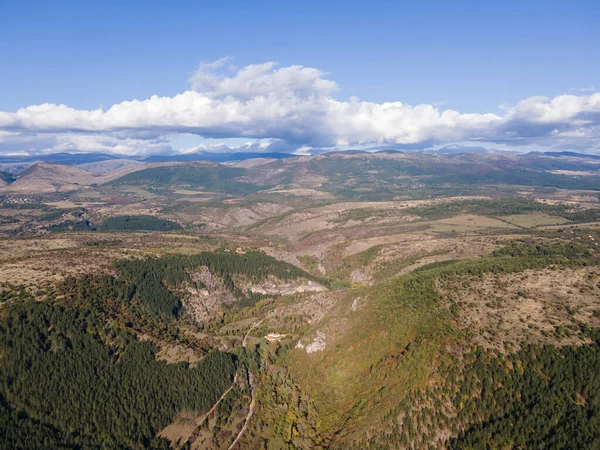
[{"xmin": 1, "ymin": 60, "xmax": 599, "ymax": 155}]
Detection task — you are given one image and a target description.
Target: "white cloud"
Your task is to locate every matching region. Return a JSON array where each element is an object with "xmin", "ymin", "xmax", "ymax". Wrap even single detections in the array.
[
  {"xmin": 188, "ymin": 60, "xmax": 338, "ymax": 100},
  {"xmin": 0, "ymin": 131, "xmax": 173, "ymax": 156},
  {"xmin": 1, "ymin": 60, "xmax": 600, "ymax": 155},
  {"xmin": 178, "ymin": 140, "xmax": 271, "ymax": 154}
]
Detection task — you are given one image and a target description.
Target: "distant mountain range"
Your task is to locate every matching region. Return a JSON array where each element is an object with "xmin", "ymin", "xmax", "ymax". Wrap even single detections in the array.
[
  {"xmin": 0, "ymin": 151, "xmax": 295, "ymax": 174},
  {"xmin": 542, "ymin": 151, "xmax": 600, "ymax": 160},
  {"xmin": 142, "ymin": 151, "xmax": 294, "ymax": 163},
  {"xmin": 0, "ymin": 151, "xmax": 294, "ymax": 165},
  {"xmin": 2, "ymin": 149, "xmax": 600, "ymax": 196},
  {"xmin": 0, "ymin": 149, "xmax": 598, "ymax": 170}
]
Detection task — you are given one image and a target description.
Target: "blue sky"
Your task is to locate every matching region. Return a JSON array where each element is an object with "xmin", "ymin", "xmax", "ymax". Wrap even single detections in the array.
[{"xmin": 0, "ymin": 0, "xmax": 599, "ymax": 155}]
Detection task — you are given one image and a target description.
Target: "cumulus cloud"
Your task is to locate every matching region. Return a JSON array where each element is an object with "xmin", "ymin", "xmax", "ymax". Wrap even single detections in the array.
[
  {"xmin": 188, "ymin": 59, "xmax": 337, "ymax": 100},
  {"xmin": 1, "ymin": 60, "xmax": 600, "ymax": 155}
]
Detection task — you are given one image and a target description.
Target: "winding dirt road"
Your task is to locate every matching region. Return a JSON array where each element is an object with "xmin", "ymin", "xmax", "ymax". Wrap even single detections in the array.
[
  {"xmin": 227, "ymin": 318, "xmax": 267, "ymax": 449},
  {"xmin": 227, "ymin": 372, "xmax": 256, "ymax": 450},
  {"xmin": 186, "ymin": 372, "xmax": 239, "ymax": 446}
]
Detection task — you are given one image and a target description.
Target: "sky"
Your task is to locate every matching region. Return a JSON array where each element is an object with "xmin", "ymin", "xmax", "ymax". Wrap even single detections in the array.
[{"xmin": 0, "ymin": 0, "xmax": 599, "ymax": 156}]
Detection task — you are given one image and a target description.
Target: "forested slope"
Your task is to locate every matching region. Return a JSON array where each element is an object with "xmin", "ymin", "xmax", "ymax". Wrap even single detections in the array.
[
  {"xmin": 0, "ymin": 249, "xmax": 321, "ymax": 449},
  {"xmin": 246, "ymin": 238, "xmax": 600, "ymax": 449},
  {"xmin": 0, "ymin": 301, "xmax": 236, "ymax": 449},
  {"xmin": 114, "ymin": 250, "xmax": 325, "ymax": 319}
]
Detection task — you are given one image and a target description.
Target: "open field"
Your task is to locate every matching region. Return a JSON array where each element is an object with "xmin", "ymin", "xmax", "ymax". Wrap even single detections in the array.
[{"xmin": 499, "ymin": 211, "xmax": 572, "ymax": 228}]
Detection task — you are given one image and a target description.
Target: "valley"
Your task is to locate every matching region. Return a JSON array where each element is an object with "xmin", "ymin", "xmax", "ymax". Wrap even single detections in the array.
[{"xmin": 1, "ymin": 150, "xmax": 600, "ymax": 449}]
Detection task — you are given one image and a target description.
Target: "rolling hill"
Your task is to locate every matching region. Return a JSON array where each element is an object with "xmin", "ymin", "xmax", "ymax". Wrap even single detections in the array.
[
  {"xmin": 2, "ymin": 151, "xmax": 600, "ymax": 197},
  {"xmin": 77, "ymin": 159, "xmax": 144, "ymax": 173},
  {"xmin": 106, "ymin": 161, "xmax": 264, "ymax": 195},
  {"xmin": 3, "ymin": 163, "xmax": 98, "ymax": 193}
]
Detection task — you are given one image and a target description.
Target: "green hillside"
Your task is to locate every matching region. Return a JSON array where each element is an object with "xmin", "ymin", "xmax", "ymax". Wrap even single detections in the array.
[
  {"xmin": 0, "ymin": 301, "xmax": 236, "ymax": 449},
  {"xmin": 245, "ymin": 239, "xmax": 600, "ymax": 448},
  {"xmin": 100, "ymin": 215, "xmax": 182, "ymax": 232},
  {"xmin": 108, "ymin": 164, "xmax": 262, "ymax": 195}
]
